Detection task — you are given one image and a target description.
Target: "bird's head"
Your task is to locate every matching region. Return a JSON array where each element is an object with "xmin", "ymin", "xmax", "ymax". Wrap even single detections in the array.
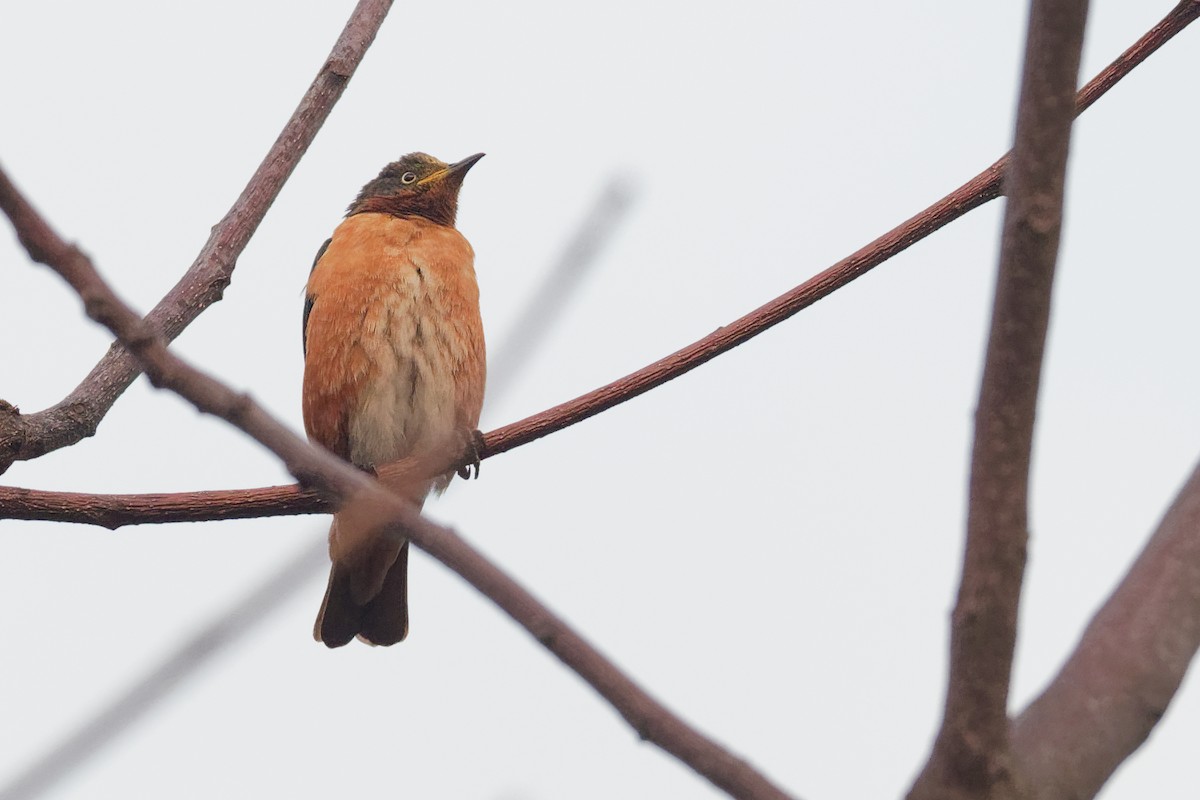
[{"xmin": 348, "ymin": 152, "xmax": 485, "ymax": 227}]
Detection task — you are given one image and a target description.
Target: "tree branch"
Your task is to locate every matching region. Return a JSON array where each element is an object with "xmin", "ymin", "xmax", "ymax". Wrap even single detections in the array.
[
  {"xmin": 1074, "ymin": 0, "xmax": 1200, "ymax": 117},
  {"xmin": 1, "ymin": 169, "xmax": 795, "ymax": 800},
  {"xmin": 3, "ymin": 0, "xmax": 1195, "ymax": 527},
  {"xmin": 1010, "ymin": 457, "xmax": 1200, "ymax": 798},
  {"xmin": 0, "ymin": 484, "xmax": 328, "ymax": 529},
  {"xmin": 0, "ymin": 0, "xmax": 394, "ymax": 475},
  {"xmin": 908, "ymin": 1, "xmax": 1090, "ymax": 798},
  {"xmin": 0, "ymin": 175, "xmax": 638, "ymax": 800}
]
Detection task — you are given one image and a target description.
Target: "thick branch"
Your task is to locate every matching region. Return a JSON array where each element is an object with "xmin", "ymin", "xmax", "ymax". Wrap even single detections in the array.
[
  {"xmin": 0, "ymin": 0, "xmax": 394, "ymax": 475},
  {"xmin": 1012, "ymin": 459, "xmax": 1200, "ymax": 799},
  {"xmin": 3, "ymin": 0, "xmax": 1195, "ymax": 528},
  {"xmin": 1, "ymin": 169, "xmax": 793, "ymax": 800},
  {"xmin": 909, "ymin": 1, "xmax": 1090, "ymax": 799}
]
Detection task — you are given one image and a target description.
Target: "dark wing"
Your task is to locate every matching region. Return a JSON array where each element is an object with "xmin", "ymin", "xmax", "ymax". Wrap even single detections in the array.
[{"xmin": 303, "ymin": 238, "xmax": 332, "ymax": 357}]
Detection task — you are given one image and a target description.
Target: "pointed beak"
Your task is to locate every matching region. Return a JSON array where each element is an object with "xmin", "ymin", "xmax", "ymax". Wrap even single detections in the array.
[
  {"xmin": 447, "ymin": 152, "xmax": 485, "ymax": 176},
  {"xmin": 418, "ymin": 153, "xmax": 485, "ymax": 189}
]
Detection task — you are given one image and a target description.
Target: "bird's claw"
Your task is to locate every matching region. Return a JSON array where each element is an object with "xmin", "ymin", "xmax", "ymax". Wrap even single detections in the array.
[{"xmin": 456, "ymin": 429, "xmax": 485, "ymax": 480}]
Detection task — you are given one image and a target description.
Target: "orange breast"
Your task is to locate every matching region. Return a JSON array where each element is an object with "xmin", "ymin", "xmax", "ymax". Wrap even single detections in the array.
[{"xmin": 302, "ymin": 213, "xmax": 486, "ymax": 474}]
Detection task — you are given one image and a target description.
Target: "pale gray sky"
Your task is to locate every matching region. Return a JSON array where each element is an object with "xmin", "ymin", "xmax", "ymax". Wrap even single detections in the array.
[{"xmin": 2, "ymin": 2, "xmax": 1198, "ymax": 798}]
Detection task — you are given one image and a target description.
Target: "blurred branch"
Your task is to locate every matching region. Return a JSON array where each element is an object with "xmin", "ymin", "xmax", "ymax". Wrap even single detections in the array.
[
  {"xmin": 487, "ymin": 177, "xmax": 638, "ymax": 399},
  {"xmin": 0, "ymin": 168, "xmax": 794, "ymax": 800},
  {"xmin": 1012, "ymin": 458, "xmax": 1200, "ymax": 798},
  {"xmin": 4, "ymin": 0, "xmax": 1196, "ymax": 527},
  {"xmin": 0, "ymin": 543, "xmax": 329, "ymax": 800},
  {"xmin": 0, "ymin": 0, "xmax": 394, "ymax": 475},
  {"xmin": 908, "ymin": 0, "xmax": 1089, "ymax": 798}
]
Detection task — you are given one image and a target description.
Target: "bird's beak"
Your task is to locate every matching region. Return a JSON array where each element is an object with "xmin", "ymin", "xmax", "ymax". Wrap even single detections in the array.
[
  {"xmin": 447, "ymin": 152, "xmax": 485, "ymax": 176},
  {"xmin": 419, "ymin": 153, "xmax": 484, "ymax": 188}
]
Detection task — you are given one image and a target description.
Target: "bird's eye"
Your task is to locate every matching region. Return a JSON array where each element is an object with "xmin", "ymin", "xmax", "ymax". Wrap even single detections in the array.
[{"xmin": 401, "ymin": 172, "xmax": 417, "ymax": 185}]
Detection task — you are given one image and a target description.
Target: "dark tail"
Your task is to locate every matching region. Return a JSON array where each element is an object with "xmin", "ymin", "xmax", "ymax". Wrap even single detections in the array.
[
  {"xmin": 314, "ymin": 461, "xmax": 437, "ymax": 647},
  {"xmin": 315, "ymin": 533, "xmax": 410, "ymax": 648}
]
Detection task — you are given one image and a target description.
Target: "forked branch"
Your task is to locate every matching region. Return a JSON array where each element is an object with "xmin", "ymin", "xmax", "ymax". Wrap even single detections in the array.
[
  {"xmin": 3, "ymin": 0, "xmax": 1197, "ymax": 527},
  {"xmin": 0, "ymin": 167, "xmax": 795, "ymax": 800},
  {"xmin": 0, "ymin": 0, "xmax": 395, "ymax": 474},
  {"xmin": 908, "ymin": 0, "xmax": 1090, "ymax": 797}
]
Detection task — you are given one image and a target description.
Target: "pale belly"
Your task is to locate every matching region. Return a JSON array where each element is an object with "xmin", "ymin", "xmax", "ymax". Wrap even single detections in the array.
[{"xmin": 347, "ymin": 340, "xmax": 461, "ymax": 470}]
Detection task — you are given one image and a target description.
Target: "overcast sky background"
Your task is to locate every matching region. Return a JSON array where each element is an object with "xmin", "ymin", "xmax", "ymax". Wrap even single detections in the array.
[{"xmin": 2, "ymin": 2, "xmax": 1199, "ymax": 798}]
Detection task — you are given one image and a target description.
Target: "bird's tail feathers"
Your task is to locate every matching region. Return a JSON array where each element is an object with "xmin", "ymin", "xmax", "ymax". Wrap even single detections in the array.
[
  {"xmin": 314, "ymin": 515, "xmax": 410, "ymax": 647},
  {"xmin": 314, "ymin": 444, "xmax": 472, "ymax": 648},
  {"xmin": 313, "ymin": 465, "xmax": 432, "ymax": 648}
]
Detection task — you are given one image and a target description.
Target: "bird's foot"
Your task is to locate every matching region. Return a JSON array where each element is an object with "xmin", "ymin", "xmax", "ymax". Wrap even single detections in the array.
[{"xmin": 456, "ymin": 429, "xmax": 485, "ymax": 480}]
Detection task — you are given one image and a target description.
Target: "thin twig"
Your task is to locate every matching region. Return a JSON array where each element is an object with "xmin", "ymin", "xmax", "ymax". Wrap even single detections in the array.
[
  {"xmin": 907, "ymin": 0, "xmax": 1090, "ymax": 798},
  {"xmin": 0, "ymin": 0, "xmax": 395, "ymax": 475},
  {"xmin": 480, "ymin": 0, "xmax": 1196, "ymax": 460},
  {"xmin": 3, "ymin": 1, "xmax": 1196, "ymax": 527},
  {"xmin": 1074, "ymin": 0, "xmax": 1200, "ymax": 116}
]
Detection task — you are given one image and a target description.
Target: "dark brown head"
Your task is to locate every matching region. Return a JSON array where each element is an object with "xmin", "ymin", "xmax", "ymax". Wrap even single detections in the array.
[{"xmin": 347, "ymin": 152, "xmax": 484, "ymax": 227}]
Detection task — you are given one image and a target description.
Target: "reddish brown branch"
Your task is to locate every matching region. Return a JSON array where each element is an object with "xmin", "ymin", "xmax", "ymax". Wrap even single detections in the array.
[
  {"xmin": 1, "ymin": 169, "xmax": 794, "ymax": 800},
  {"xmin": 0, "ymin": 0, "xmax": 394, "ymax": 475},
  {"xmin": 3, "ymin": 2, "xmax": 1194, "ymax": 529},
  {"xmin": 466, "ymin": 0, "xmax": 1200, "ymax": 462},
  {"xmin": 0, "ymin": 484, "xmax": 328, "ymax": 529},
  {"xmin": 478, "ymin": 164, "xmax": 1003, "ymax": 460},
  {"xmin": 896, "ymin": 458, "xmax": 1200, "ymax": 800},
  {"xmin": 908, "ymin": 1, "xmax": 1090, "ymax": 799},
  {"xmin": 1012, "ymin": 458, "xmax": 1200, "ymax": 798},
  {"xmin": 1075, "ymin": 0, "xmax": 1200, "ymax": 116}
]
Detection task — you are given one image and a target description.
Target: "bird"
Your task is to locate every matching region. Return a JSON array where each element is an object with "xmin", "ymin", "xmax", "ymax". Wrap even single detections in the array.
[{"xmin": 302, "ymin": 152, "xmax": 487, "ymax": 648}]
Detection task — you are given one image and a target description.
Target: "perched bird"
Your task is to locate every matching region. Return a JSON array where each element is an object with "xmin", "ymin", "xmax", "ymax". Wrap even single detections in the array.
[{"xmin": 302, "ymin": 152, "xmax": 487, "ymax": 647}]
